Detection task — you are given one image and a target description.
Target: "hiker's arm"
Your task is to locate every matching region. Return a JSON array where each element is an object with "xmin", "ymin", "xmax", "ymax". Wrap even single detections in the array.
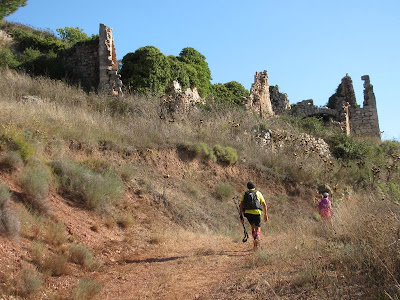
[
  {"xmin": 263, "ymin": 202, "xmax": 268, "ymax": 222},
  {"xmin": 239, "ymin": 201, "xmax": 244, "ymax": 224}
]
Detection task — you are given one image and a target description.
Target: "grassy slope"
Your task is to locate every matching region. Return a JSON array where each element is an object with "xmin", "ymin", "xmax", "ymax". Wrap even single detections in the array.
[{"xmin": 0, "ymin": 68, "xmax": 399, "ymax": 299}]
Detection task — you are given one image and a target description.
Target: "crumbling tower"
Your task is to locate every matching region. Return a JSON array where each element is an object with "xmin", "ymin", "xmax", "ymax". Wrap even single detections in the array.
[
  {"xmin": 248, "ymin": 71, "xmax": 274, "ymax": 117},
  {"xmin": 98, "ymin": 24, "xmax": 121, "ymax": 95},
  {"xmin": 348, "ymin": 75, "xmax": 380, "ymax": 138}
]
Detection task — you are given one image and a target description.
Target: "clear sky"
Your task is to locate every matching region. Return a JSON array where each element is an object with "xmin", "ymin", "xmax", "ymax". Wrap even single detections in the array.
[{"xmin": 6, "ymin": 0, "xmax": 400, "ymax": 140}]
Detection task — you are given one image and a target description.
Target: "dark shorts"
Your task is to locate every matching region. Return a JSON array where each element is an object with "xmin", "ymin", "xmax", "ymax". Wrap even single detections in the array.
[{"xmin": 244, "ymin": 213, "xmax": 261, "ymax": 227}]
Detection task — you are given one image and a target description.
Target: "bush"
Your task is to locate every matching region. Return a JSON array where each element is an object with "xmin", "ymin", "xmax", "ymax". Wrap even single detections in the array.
[
  {"xmin": 328, "ymin": 133, "xmax": 371, "ymax": 161},
  {"xmin": 18, "ymin": 160, "xmax": 52, "ymax": 214},
  {"xmin": 73, "ymin": 278, "xmax": 102, "ymax": 300},
  {"xmin": 213, "ymin": 145, "xmax": 238, "ymax": 165},
  {"xmin": 0, "ymin": 48, "xmax": 19, "ymax": 68},
  {"xmin": 44, "ymin": 221, "xmax": 68, "ymax": 246},
  {"xmin": 0, "ymin": 183, "xmax": 20, "ymax": 237},
  {"xmin": 0, "ymin": 151, "xmax": 23, "ymax": 171},
  {"xmin": 0, "ymin": 130, "xmax": 34, "ymax": 162},
  {"xmin": 215, "ymin": 183, "xmax": 234, "ymax": 201},
  {"xmin": 50, "ymin": 159, "xmax": 124, "ymax": 211},
  {"xmin": 14, "ymin": 267, "xmax": 42, "ymax": 298},
  {"xmin": 42, "ymin": 254, "xmax": 68, "ymax": 276},
  {"xmin": 68, "ymin": 243, "xmax": 94, "ymax": 268}
]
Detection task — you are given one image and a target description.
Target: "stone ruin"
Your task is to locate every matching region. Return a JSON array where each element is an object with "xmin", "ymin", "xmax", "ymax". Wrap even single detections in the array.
[
  {"xmin": 246, "ymin": 71, "xmax": 274, "ymax": 117},
  {"xmin": 64, "ymin": 24, "xmax": 122, "ymax": 96},
  {"xmin": 247, "ymin": 71, "xmax": 380, "ymax": 139},
  {"xmin": 159, "ymin": 81, "xmax": 205, "ymax": 118}
]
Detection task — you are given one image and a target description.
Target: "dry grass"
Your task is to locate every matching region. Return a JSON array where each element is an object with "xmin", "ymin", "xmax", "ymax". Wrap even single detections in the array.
[
  {"xmin": 0, "ymin": 151, "xmax": 23, "ymax": 171},
  {"xmin": 0, "ymin": 183, "xmax": 20, "ymax": 237},
  {"xmin": 42, "ymin": 254, "xmax": 69, "ymax": 276},
  {"xmin": 68, "ymin": 243, "xmax": 94, "ymax": 268},
  {"xmin": 18, "ymin": 160, "xmax": 52, "ymax": 214},
  {"xmin": 14, "ymin": 267, "xmax": 43, "ymax": 298},
  {"xmin": 73, "ymin": 278, "xmax": 102, "ymax": 300}
]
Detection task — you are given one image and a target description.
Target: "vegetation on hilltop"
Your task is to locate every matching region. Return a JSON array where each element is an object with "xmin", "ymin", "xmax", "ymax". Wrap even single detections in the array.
[{"xmin": 0, "ymin": 0, "xmax": 27, "ymax": 19}]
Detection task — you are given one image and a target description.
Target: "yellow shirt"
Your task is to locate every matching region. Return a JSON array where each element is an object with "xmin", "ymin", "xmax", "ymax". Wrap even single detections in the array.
[{"xmin": 240, "ymin": 189, "xmax": 265, "ymax": 215}]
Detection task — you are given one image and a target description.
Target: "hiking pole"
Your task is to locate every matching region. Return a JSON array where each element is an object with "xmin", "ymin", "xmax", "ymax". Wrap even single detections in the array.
[{"xmin": 233, "ymin": 196, "xmax": 249, "ymax": 243}]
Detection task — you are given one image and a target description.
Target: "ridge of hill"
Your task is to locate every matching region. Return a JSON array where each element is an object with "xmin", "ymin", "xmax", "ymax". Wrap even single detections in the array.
[{"xmin": 0, "ymin": 67, "xmax": 399, "ymax": 299}]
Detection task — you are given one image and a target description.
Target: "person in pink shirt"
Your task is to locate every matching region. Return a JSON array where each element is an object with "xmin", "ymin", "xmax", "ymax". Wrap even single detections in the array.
[{"xmin": 318, "ymin": 192, "xmax": 332, "ymax": 220}]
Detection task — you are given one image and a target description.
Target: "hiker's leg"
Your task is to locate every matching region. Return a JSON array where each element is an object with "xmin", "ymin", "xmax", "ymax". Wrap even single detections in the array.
[{"xmin": 254, "ymin": 226, "xmax": 261, "ymax": 249}]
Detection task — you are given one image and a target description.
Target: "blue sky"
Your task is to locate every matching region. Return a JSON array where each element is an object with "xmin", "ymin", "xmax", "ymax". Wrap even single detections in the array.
[{"xmin": 7, "ymin": 0, "xmax": 400, "ymax": 140}]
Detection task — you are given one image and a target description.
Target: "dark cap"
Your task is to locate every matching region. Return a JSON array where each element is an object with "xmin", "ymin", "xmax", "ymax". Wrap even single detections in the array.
[{"xmin": 247, "ymin": 182, "xmax": 255, "ymax": 189}]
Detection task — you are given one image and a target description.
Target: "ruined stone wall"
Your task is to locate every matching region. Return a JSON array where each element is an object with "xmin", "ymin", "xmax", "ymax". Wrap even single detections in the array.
[
  {"xmin": 349, "ymin": 75, "xmax": 380, "ymax": 137},
  {"xmin": 291, "ymin": 99, "xmax": 338, "ymax": 118},
  {"xmin": 248, "ymin": 71, "xmax": 274, "ymax": 117},
  {"xmin": 63, "ymin": 39, "xmax": 99, "ymax": 91},
  {"xmin": 269, "ymin": 85, "xmax": 291, "ymax": 114},
  {"xmin": 98, "ymin": 24, "xmax": 120, "ymax": 95}
]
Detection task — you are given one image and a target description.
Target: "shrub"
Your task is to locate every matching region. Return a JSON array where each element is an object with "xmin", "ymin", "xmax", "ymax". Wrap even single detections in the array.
[
  {"xmin": 68, "ymin": 243, "xmax": 94, "ymax": 268},
  {"xmin": 42, "ymin": 254, "xmax": 68, "ymax": 276},
  {"xmin": 19, "ymin": 160, "xmax": 52, "ymax": 213},
  {"xmin": 0, "ymin": 151, "xmax": 23, "ymax": 171},
  {"xmin": 213, "ymin": 145, "xmax": 238, "ymax": 165},
  {"xmin": 14, "ymin": 267, "xmax": 42, "ymax": 298},
  {"xmin": 328, "ymin": 134, "xmax": 371, "ymax": 161},
  {"xmin": 0, "ymin": 48, "xmax": 19, "ymax": 68},
  {"xmin": 0, "ymin": 183, "xmax": 20, "ymax": 237},
  {"xmin": 116, "ymin": 214, "xmax": 134, "ymax": 229},
  {"xmin": 0, "ymin": 130, "xmax": 34, "ymax": 162},
  {"xmin": 73, "ymin": 278, "xmax": 102, "ymax": 300},
  {"xmin": 30, "ymin": 242, "xmax": 46, "ymax": 266},
  {"xmin": 44, "ymin": 221, "xmax": 68, "ymax": 246},
  {"xmin": 215, "ymin": 183, "xmax": 234, "ymax": 201},
  {"xmin": 50, "ymin": 159, "xmax": 124, "ymax": 211}
]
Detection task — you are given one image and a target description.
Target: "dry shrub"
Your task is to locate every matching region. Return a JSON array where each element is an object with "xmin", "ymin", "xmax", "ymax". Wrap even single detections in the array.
[
  {"xmin": 327, "ymin": 193, "xmax": 400, "ymax": 298},
  {"xmin": 68, "ymin": 243, "xmax": 94, "ymax": 268},
  {"xmin": 30, "ymin": 242, "xmax": 46, "ymax": 266},
  {"xmin": 214, "ymin": 183, "xmax": 235, "ymax": 201},
  {"xmin": 42, "ymin": 254, "xmax": 68, "ymax": 276},
  {"xmin": 0, "ymin": 151, "xmax": 23, "ymax": 171},
  {"xmin": 51, "ymin": 159, "xmax": 124, "ymax": 211},
  {"xmin": 18, "ymin": 160, "xmax": 52, "ymax": 214},
  {"xmin": 116, "ymin": 214, "xmax": 134, "ymax": 229},
  {"xmin": 73, "ymin": 278, "xmax": 102, "ymax": 300},
  {"xmin": 0, "ymin": 183, "xmax": 20, "ymax": 237},
  {"xmin": 44, "ymin": 221, "xmax": 68, "ymax": 246},
  {"xmin": 14, "ymin": 267, "xmax": 43, "ymax": 298}
]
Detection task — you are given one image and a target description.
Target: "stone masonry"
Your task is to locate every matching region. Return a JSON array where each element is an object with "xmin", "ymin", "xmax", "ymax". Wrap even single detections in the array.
[
  {"xmin": 63, "ymin": 39, "xmax": 99, "ymax": 91},
  {"xmin": 270, "ymin": 85, "xmax": 291, "ymax": 114},
  {"xmin": 248, "ymin": 71, "xmax": 274, "ymax": 117},
  {"xmin": 98, "ymin": 24, "xmax": 121, "ymax": 95},
  {"xmin": 63, "ymin": 24, "xmax": 122, "ymax": 95},
  {"xmin": 349, "ymin": 75, "xmax": 380, "ymax": 137},
  {"xmin": 246, "ymin": 71, "xmax": 380, "ymax": 139}
]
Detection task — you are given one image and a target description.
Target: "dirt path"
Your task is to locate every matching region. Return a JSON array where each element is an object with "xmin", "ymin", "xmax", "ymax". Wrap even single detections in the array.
[{"xmin": 97, "ymin": 237, "xmax": 253, "ymax": 300}]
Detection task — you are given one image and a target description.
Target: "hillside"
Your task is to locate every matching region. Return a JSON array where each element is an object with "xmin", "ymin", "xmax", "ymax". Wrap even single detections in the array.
[{"xmin": 0, "ymin": 68, "xmax": 399, "ymax": 300}]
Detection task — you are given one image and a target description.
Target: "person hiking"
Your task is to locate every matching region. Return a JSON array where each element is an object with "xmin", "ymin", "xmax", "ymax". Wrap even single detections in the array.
[
  {"xmin": 239, "ymin": 182, "xmax": 268, "ymax": 250},
  {"xmin": 318, "ymin": 192, "xmax": 332, "ymax": 220}
]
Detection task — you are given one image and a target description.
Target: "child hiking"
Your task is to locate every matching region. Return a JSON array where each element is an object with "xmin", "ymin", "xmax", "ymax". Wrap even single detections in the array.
[
  {"xmin": 240, "ymin": 182, "xmax": 268, "ymax": 250},
  {"xmin": 318, "ymin": 192, "xmax": 332, "ymax": 220}
]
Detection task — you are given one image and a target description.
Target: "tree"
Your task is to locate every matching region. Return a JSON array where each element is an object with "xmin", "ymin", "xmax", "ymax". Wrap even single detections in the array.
[
  {"xmin": 167, "ymin": 55, "xmax": 190, "ymax": 90},
  {"xmin": 120, "ymin": 46, "xmax": 171, "ymax": 96},
  {"xmin": 0, "ymin": 0, "xmax": 27, "ymax": 19},
  {"xmin": 212, "ymin": 81, "xmax": 249, "ymax": 106},
  {"xmin": 56, "ymin": 27, "xmax": 92, "ymax": 45},
  {"xmin": 178, "ymin": 47, "xmax": 212, "ymax": 98}
]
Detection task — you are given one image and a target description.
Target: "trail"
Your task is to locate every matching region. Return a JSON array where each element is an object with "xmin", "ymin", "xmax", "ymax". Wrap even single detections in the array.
[{"xmin": 97, "ymin": 237, "xmax": 254, "ymax": 300}]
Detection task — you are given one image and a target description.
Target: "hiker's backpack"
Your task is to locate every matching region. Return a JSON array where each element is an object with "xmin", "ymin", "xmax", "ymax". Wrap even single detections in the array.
[{"xmin": 242, "ymin": 190, "xmax": 263, "ymax": 211}]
